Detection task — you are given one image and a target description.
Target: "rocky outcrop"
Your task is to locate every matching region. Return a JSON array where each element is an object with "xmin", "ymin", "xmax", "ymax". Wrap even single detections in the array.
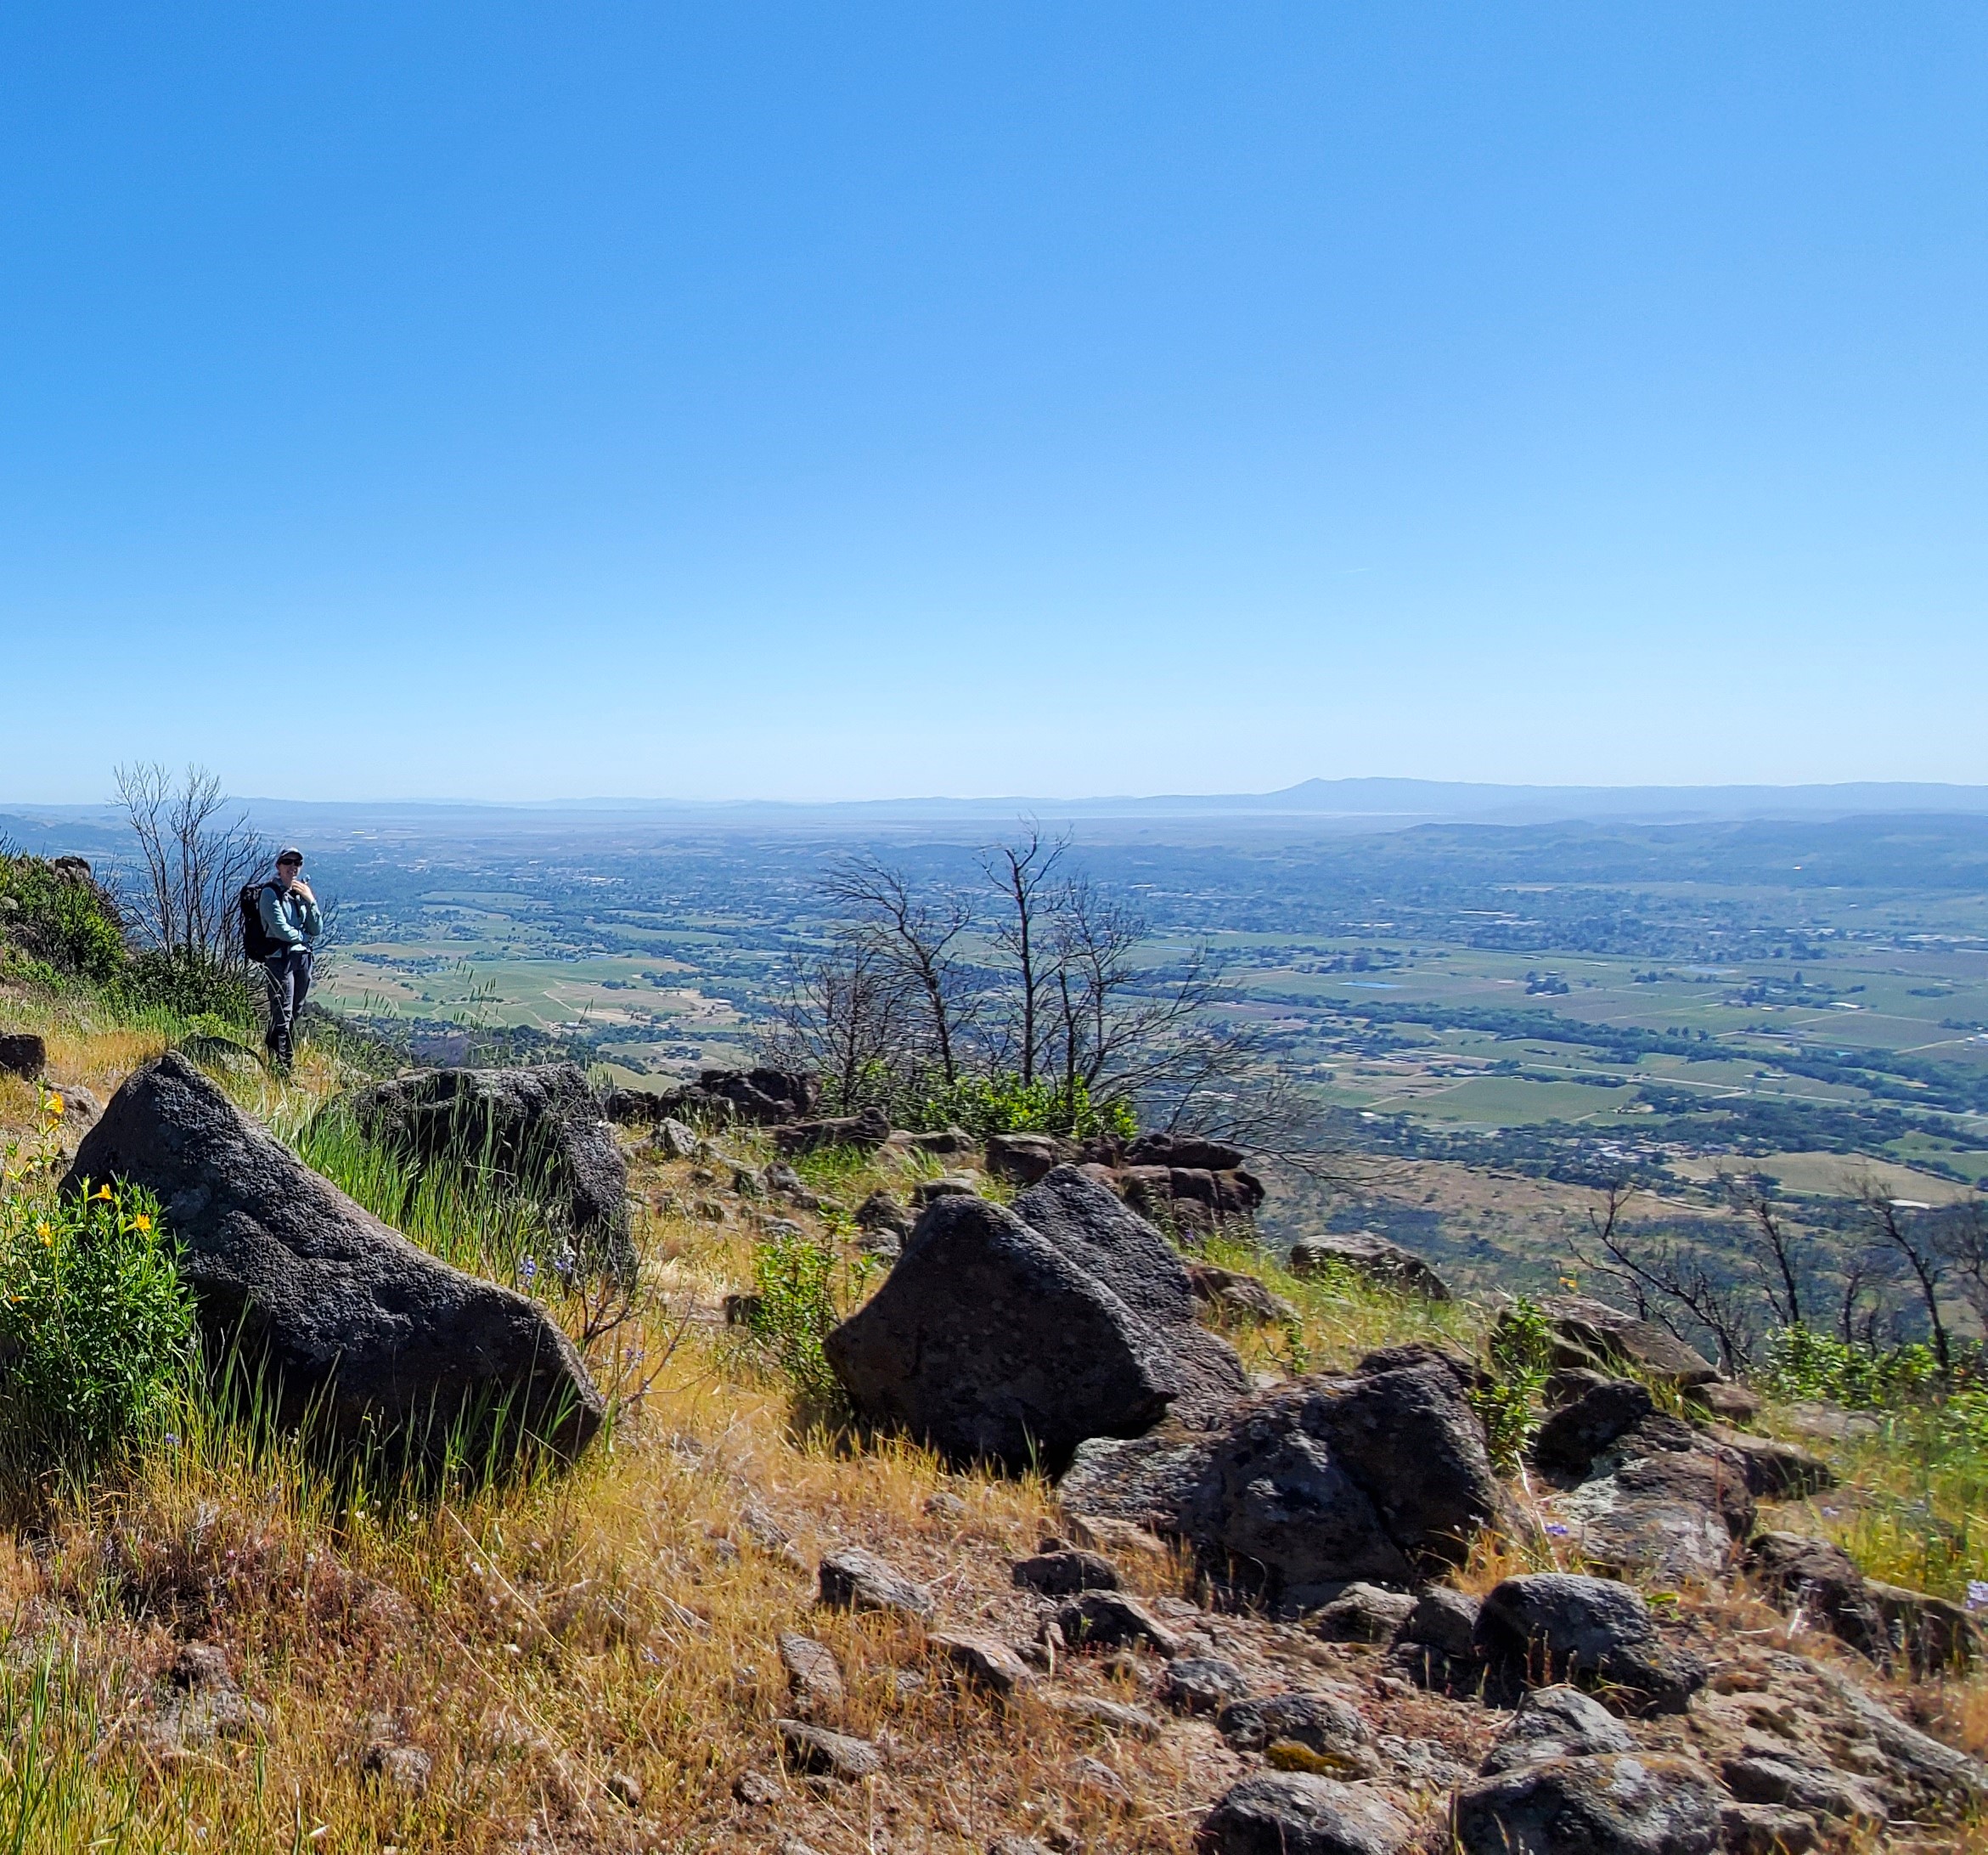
[
  {"xmin": 1555, "ymin": 1416, "xmax": 1755, "ymax": 1585},
  {"xmin": 1453, "ymin": 1753, "xmax": 1725, "ymax": 1855},
  {"xmin": 0, "ymin": 1031, "xmax": 46, "ymax": 1080},
  {"xmin": 1012, "ymin": 1167, "xmax": 1248, "ymax": 1428},
  {"xmin": 1196, "ymin": 1772, "xmax": 1413, "ymax": 1855},
  {"xmin": 1516, "ymin": 1296, "xmax": 1720, "ymax": 1388},
  {"xmin": 62, "ymin": 1052, "xmax": 603, "ymax": 1463},
  {"xmin": 664, "ymin": 1068, "xmax": 819, "ymax": 1125},
  {"xmin": 1059, "ymin": 1358, "xmax": 1502, "ymax": 1610},
  {"xmin": 773, "ymin": 1107, "xmax": 893, "ymax": 1155},
  {"xmin": 1473, "ymin": 1574, "xmax": 1705, "ymax": 1714},
  {"xmin": 1288, "ymin": 1232, "xmax": 1451, "ymax": 1300},
  {"xmin": 1746, "ymin": 1531, "xmax": 1980, "ymax": 1676},
  {"xmin": 337, "ymin": 1063, "xmax": 634, "ymax": 1280},
  {"xmin": 825, "ymin": 1195, "xmax": 1183, "ymax": 1472}
]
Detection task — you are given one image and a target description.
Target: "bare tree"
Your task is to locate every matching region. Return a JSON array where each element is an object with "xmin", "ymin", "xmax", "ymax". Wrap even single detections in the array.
[
  {"xmin": 1850, "ymin": 1176, "xmax": 1951, "ymax": 1373},
  {"xmin": 1719, "ymin": 1174, "xmax": 1816, "ymax": 1330},
  {"xmin": 978, "ymin": 824, "xmax": 1067, "ymax": 1086},
  {"xmin": 1571, "ymin": 1181, "xmax": 1760, "ymax": 1373},
  {"xmin": 824, "ymin": 854, "xmax": 974, "ymax": 1085},
  {"xmin": 115, "ymin": 763, "xmax": 268, "ymax": 972},
  {"xmin": 760, "ymin": 943, "xmax": 908, "ymax": 1112},
  {"xmin": 1940, "ymin": 1194, "xmax": 1988, "ymax": 1341}
]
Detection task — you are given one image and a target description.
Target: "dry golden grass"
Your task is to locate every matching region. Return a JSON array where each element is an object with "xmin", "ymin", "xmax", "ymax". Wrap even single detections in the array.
[{"xmin": 5, "ymin": 1001, "xmax": 1988, "ymax": 1849}]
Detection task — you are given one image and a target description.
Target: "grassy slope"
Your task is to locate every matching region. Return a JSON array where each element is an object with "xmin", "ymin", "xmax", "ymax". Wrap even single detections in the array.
[{"xmin": 3, "ymin": 981, "xmax": 1988, "ymax": 1850}]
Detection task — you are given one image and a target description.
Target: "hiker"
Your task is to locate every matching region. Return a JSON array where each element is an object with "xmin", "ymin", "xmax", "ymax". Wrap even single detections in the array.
[{"xmin": 253, "ymin": 848, "xmax": 322, "ymax": 1068}]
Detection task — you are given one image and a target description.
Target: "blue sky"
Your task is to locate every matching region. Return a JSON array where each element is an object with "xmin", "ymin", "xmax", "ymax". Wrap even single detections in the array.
[{"xmin": 2, "ymin": 5, "xmax": 1984, "ymax": 803}]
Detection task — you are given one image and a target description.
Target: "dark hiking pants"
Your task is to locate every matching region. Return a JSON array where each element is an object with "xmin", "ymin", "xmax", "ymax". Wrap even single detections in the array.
[{"xmin": 263, "ymin": 948, "xmax": 313, "ymax": 1066}]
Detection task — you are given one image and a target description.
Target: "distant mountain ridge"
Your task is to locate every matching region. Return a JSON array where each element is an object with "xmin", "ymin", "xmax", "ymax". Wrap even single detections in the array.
[{"xmin": 7, "ymin": 777, "xmax": 1988, "ymax": 845}]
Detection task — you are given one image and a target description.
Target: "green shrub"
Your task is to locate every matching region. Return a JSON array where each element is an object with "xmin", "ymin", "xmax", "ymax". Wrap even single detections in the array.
[
  {"xmin": 1471, "ymin": 1295, "xmax": 1555, "ymax": 1472},
  {"xmin": 0, "ymin": 1184, "xmax": 196, "ymax": 1473},
  {"xmin": 1757, "ymin": 1326, "xmax": 1944, "ymax": 1409},
  {"xmin": 914, "ymin": 1072, "xmax": 1136, "ymax": 1142},
  {"xmin": 112, "ymin": 949, "xmax": 258, "ymax": 1030},
  {"xmin": 740, "ymin": 1227, "xmax": 872, "ymax": 1411},
  {"xmin": 0, "ymin": 855, "xmax": 127, "ymax": 986}
]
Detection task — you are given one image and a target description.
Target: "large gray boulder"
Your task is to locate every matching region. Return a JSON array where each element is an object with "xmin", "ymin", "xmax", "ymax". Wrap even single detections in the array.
[
  {"xmin": 62, "ymin": 1052, "xmax": 604, "ymax": 1463},
  {"xmin": 1475, "ymin": 1574, "xmax": 1705, "ymax": 1714},
  {"xmin": 1289, "ymin": 1232, "xmax": 1451, "ymax": 1300},
  {"xmin": 1196, "ymin": 1772, "xmax": 1413, "ymax": 1855},
  {"xmin": 824, "ymin": 1194, "xmax": 1181, "ymax": 1472},
  {"xmin": 825, "ymin": 1166, "xmax": 1247, "ymax": 1472},
  {"xmin": 1013, "ymin": 1166, "xmax": 1248, "ymax": 1426},
  {"xmin": 1454, "ymin": 1754, "xmax": 1724, "ymax": 1855},
  {"xmin": 338, "ymin": 1064, "xmax": 634, "ymax": 1281},
  {"xmin": 1059, "ymin": 1359, "xmax": 1503, "ymax": 1611}
]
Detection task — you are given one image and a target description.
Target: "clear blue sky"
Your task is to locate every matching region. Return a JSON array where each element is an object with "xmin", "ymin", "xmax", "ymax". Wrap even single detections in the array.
[{"xmin": 3, "ymin": 5, "xmax": 1984, "ymax": 803}]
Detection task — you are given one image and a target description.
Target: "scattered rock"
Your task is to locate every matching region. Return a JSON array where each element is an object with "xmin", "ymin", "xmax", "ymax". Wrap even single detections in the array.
[
  {"xmin": 911, "ymin": 1173, "xmax": 981, "ymax": 1204},
  {"xmin": 1704, "ymin": 1429, "xmax": 1834, "ymax": 1500},
  {"xmin": 1011, "ymin": 1549, "xmax": 1120, "ymax": 1596},
  {"xmin": 855, "ymin": 1190, "xmax": 914, "ymax": 1238},
  {"xmin": 923, "ymin": 1490, "xmax": 968, "ymax": 1520},
  {"xmin": 338, "ymin": 1062, "xmax": 634, "ymax": 1280},
  {"xmin": 984, "ymin": 1132, "xmax": 1078, "ymax": 1185},
  {"xmin": 1162, "ymin": 1655, "xmax": 1251, "ymax": 1713},
  {"xmin": 1288, "ymin": 1232, "xmax": 1452, "ymax": 1300},
  {"xmin": 605, "ymin": 1771, "xmax": 642, "ymax": 1810},
  {"xmin": 774, "ymin": 1108, "xmax": 892, "ymax": 1156},
  {"xmin": 1216, "ymin": 1693, "xmax": 1374, "ymax": 1776},
  {"xmin": 0, "ymin": 1032, "xmax": 48, "ymax": 1079},
  {"xmin": 1474, "ymin": 1574, "xmax": 1706, "ymax": 1714},
  {"xmin": 62, "ymin": 1053, "xmax": 604, "ymax": 1463},
  {"xmin": 1313, "ymin": 1582, "xmax": 1416, "ymax": 1643},
  {"xmin": 1530, "ymin": 1379, "xmax": 1658, "ymax": 1479},
  {"xmin": 778, "ymin": 1632, "xmax": 845, "ymax": 1716},
  {"xmin": 134, "ymin": 1642, "xmax": 266, "ymax": 1760},
  {"xmin": 1720, "ymin": 1754, "xmax": 1884, "ymax": 1827},
  {"xmin": 731, "ymin": 1769, "xmax": 782, "ymax": 1806},
  {"xmin": 930, "ymin": 1632, "xmax": 1033, "ymax": 1696},
  {"xmin": 1196, "ymin": 1771, "xmax": 1413, "ymax": 1855},
  {"xmin": 1187, "ymin": 1265, "xmax": 1298, "ymax": 1326},
  {"xmin": 360, "ymin": 1743, "xmax": 432, "ymax": 1796},
  {"xmin": 1478, "ymin": 1685, "xmax": 1632, "ymax": 1774},
  {"xmin": 817, "ymin": 1548, "xmax": 933, "ymax": 1621},
  {"xmin": 652, "ymin": 1116, "xmax": 701, "ymax": 1159},
  {"xmin": 1742, "ymin": 1532, "xmax": 1977, "ymax": 1675},
  {"xmin": 1686, "ymin": 1379, "xmax": 1763, "ymax": 1424},
  {"xmin": 1126, "ymin": 1132, "xmax": 1248, "ymax": 1172},
  {"xmin": 1518, "ymin": 1296, "xmax": 1720, "ymax": 1388},
  {"xmin": 1056, "ymin": 1592, "xmax": 1183, "ymax": 1656},
  {"xmin": 1071, "ymin": 1755, "xmax": 1132, "ymax": 1802},
  {"xmin": 1557, "ymin": 1423, "xmax": 1755, "ymax": 1584},
  {"xmin": 1719, "ymin": 1802, "xmax": 1818, "ymax": 1854},
  {"xmin": 774, "ymin": 1718, "xmax": 881, "ymax": 1781},
  {"xmin": 1399, "ymin": 1587, "xmax": 1480, "ymax": 1660},
  {"xmin": 1039, "ymin": 1692, "xmax": 1163, "ymax": 1739},
  {"xmin": 1453, "ymin": 1753, "xmax": 1726, "ymax": 1855},
  {"xmin": 677, "ymin": 1068, "xmax": 819, "ymax": 1126}
]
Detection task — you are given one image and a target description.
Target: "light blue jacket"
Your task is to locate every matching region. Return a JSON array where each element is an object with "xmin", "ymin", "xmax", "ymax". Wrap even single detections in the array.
[{"xmin": 257, "ymin": 881, "xmax": 322, "ymax": 952}]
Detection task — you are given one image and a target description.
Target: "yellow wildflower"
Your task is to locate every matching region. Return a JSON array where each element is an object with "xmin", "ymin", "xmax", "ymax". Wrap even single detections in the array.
[
  {"xmin": 44, "ymin": 1093, "xmax": 63, "ymax": 1118},
  {"xmin": 92, "ymin": 1184, "xmax": 112, "ymax": 1201},
  {"xmin": 133, "ymin": 1214, "xmax": 153, "ymax": 1233}
]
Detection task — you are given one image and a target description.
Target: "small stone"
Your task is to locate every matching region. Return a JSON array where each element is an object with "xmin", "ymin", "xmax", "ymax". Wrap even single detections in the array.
[
  {"xmin": 988, "ymin": 1839, "xmax": 1056, "ymax": 1855},
  {"xmin": 360, "ymin": 1744, "xmax": 432, "ymax": 1796},
  {"xmin": 1070, "ymin": 1756, "xmax": 1131, "ymax": 1802},
  {"xmin": 818, "ymin": 1548, "xmax": 934, "ymax": 1620},
  {"xmin": 1399, "ymin": 1587, "xmax": 1480, "ymax": 1659},
  {"xmin": 1161, "ymin": 1655, "xmax": 1251, "ymax": 1714},
  {"xmin": 1478, "ymin": 1685, "xmax": 1631, "ymax": 1775},
  {"xmin": 1720, "ymin": 1755, "xmax": 1884, "ymax": 1827},
  {"xmin": 605, "ymin": 1771, "xmax": 642, "ymax": 1810},
  {"xmin": 893, "ymin": 1669, "xmax": 929, "ymax": 1698},
  {"xmin": 652, "ymin": 1117, "xmax": 701, "ymax": 1159},
  {"xmin": 732, "ymin": 1770, "xmax": 781, "ymax": 1806},
  {"xmin": 1039, "ymin": 1692, "xmax": 1163, "ymax": 1739},
  {"xmin": 1012, "ymin": 1550, "xmax": 1121, "ymax": 1597},
  {"xmin": 1313, "ymin": 1582, "xmax": 1416, "ymax": 1643},
  {"xmin": 778, "ymin": 1632, "xmax": 846, "ymax": 1716},
  {"xmin": 1719, "ymin": 1801, "xmax": 1818, "ymax": 1854},
  {"xmin": 1217, "ymin": 1694, "xmax": 1375, "ymax": 1777},
  {"xmin": 170, "ymin": 1643, "xmax": 234, "ymax": 1691},
  {"xmin": 930, "ymin": 1631, "xmax": 1033, "ymax": 1697},
  {"xmin": 1056, "ymin": 1592, "xmax": 1182, "ymax": 1656},
  {"xmin": 775, "ymin": 1718, "xmax": 881, "ymax": 1782},
  {"xmin": 923, "ymin": 1491, "xmax": 968, "ymax": 1520}
]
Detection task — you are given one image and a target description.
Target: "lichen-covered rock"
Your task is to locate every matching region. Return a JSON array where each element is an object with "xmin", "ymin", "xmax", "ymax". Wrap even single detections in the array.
[
  {"xmin": 1195, "ymin": 1772, "xmax": 1413, "ymax": 1855},
  {"xmin": 1288, "ymin": 1232, "xmax": 1451, "ymax": 1300},
  {"xmin": 1453, "ymin": 1753, "xmax": 1724, "ymax": 1855},
  {"xmin": 1478, "ymin": 1685, "xmax": 1632, "ymax": 1775}
]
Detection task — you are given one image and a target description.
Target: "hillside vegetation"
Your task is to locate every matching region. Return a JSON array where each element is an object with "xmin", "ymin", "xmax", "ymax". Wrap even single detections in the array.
[{"xmin": 3, "ymin": 844, "xmax": 1988, "ymax": 1853}]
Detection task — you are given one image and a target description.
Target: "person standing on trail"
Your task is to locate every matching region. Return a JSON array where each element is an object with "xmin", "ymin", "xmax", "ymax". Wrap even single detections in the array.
[{"xmin": 256, "ymin": 848, "xmax": 321, "ymax": 1069}]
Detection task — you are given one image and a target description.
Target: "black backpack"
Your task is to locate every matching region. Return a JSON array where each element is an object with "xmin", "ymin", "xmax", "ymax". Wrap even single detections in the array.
[{"xmin": 240, "ymin": 882, "xmax": 279, "ymax": 961}]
